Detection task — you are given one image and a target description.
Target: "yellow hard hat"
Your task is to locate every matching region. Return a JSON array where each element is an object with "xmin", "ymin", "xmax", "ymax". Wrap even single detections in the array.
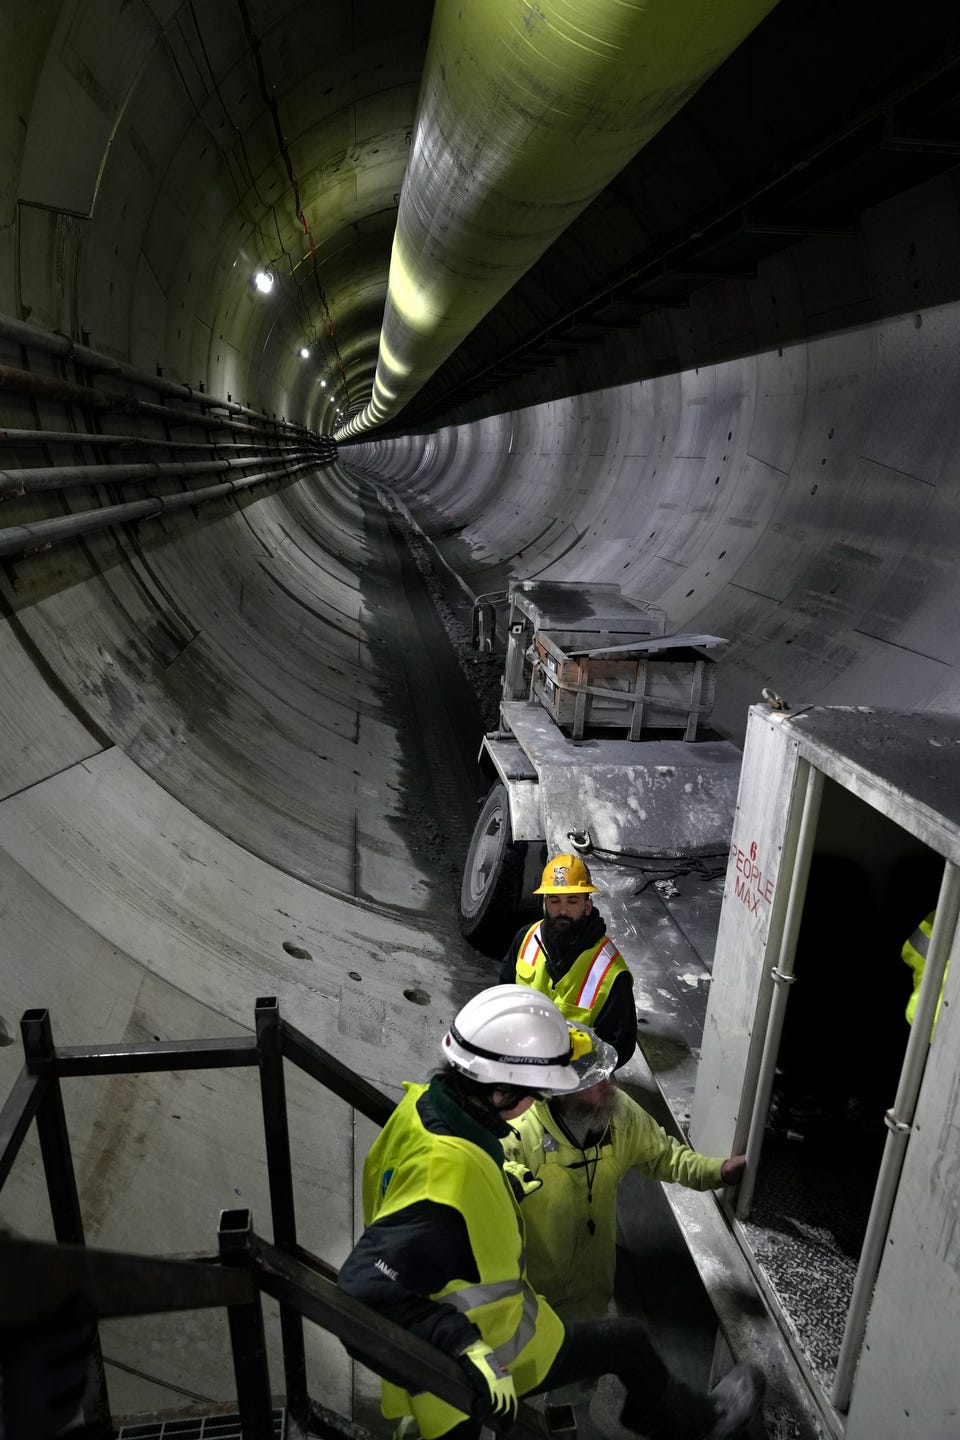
[{"xmin": 533, "ymin": 853, "xmax": 598, "ymax": 895}]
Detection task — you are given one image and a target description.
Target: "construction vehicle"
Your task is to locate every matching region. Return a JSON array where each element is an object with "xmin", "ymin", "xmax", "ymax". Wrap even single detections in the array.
[
  {"xmin": 459, "ymin": 579, "xmax": 742, "ymax": 1126},
  {"xmin": 459, "ymin": 578, "xmax": 741, "ymax": 960}
]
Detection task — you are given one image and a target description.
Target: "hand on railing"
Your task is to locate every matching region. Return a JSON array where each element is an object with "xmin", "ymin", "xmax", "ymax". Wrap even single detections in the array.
[{"xmin": 459, "ymin": 1338, "xmax": 518, "ymax": 1422}]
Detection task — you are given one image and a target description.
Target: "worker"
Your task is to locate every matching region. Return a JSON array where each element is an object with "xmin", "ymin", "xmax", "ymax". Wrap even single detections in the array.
[
  {"xmin": 500, "ymin": 853, "xmax": 637, "ymax": 1069},
  {"xmin": 337, "ymin": 985, "xmax": 765, "ymax": 1440},
  {"xmin": 504, "ymin": 1031, "xmax": 747, "ymax": 1323},
  {"xmin": 902, "ymin": 910, "xmax": 949, "ymax": 1039}
]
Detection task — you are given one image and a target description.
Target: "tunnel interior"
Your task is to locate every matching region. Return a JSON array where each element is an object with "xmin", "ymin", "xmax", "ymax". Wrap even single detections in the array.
[{"xmin": 3, "ymin": 0, "xmax": 960, "ymax": 1429}]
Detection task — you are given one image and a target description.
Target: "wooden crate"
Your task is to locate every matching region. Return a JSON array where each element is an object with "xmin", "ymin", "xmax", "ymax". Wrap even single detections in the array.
[{"xmin": 531, "ymin": 632, "xmax": 717, "ymax": 740}]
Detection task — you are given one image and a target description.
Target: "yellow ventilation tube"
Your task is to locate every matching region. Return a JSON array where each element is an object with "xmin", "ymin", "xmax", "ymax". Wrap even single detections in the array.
[{"xmin": 340, "ymin": 0, "xmax": 779, "ymax": 439}]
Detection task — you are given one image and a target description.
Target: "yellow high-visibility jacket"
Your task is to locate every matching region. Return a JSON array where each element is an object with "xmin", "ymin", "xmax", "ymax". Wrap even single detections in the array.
[
  {"xmin": 504, "ymin": 1091, "xmax": 725, "ymax": 1321},
  {"xmin": 902, "ymin": 910, "xmax": 948, "ymax": 1038},
  {"xmin": 513, "ymin": 920, "xmax": 628, "ymax": 1026},
  {"xmin": 364, "ymin": 1082, "xmax": 565, "ymax": 1438}
]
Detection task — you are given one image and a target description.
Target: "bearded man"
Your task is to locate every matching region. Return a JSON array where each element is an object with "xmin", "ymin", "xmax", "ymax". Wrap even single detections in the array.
[
  {"xmin": 504, "ymin": 1048, "xmax": 746, "ymax": 1323},
  {"xmin": 499, "ymin": 853, "xmax": 637, "ymax": 1068}
]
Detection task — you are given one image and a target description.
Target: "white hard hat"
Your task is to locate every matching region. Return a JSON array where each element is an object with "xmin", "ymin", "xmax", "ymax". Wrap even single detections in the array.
[
  {"xmin": 566, "ymin": 1024, "xmax": 618, "ymax": 1092},
  {"xmin": 441, "ymin": 985, "xmax": 580, "ymax": 1092}
]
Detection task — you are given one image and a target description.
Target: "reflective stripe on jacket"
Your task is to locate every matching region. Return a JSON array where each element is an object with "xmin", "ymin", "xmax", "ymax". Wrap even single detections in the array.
[
  {"xmin": 514, "ymin": 921, "xmax": 628, "ymax": 1025},
  {"xmin": 363, "ymin": 1081, "xmax": 565, "ymax": 1437},
  {"xmin": 504, "ymin": 1091, "xmax": 724, "ymax": 1321},
  {"xmin": 902, "ymin": 910, "xmax": 948, "ymax": 1037}
]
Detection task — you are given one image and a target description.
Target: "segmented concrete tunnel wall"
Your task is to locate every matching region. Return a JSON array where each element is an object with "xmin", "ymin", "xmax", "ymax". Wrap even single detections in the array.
[
  {"xmin": 2, "ymin": 0, "xmax": 960, "ymax": 1421},
  {"xmin": 344, "ymin": 166, "xmax": 960, "ymax": 740}
]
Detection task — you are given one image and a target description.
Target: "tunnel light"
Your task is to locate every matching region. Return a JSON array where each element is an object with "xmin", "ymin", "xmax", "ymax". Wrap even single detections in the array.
[
  {"xmin": 300, "ymin": 347, "xmax": 310, "ymax": 359},
  {"xmin": 253, "ymin": 269, "xmax": 274, "ymax": 294},
  {"xmin": 319, "ymin": 379, "xmax": 327, "ymax": 388}
]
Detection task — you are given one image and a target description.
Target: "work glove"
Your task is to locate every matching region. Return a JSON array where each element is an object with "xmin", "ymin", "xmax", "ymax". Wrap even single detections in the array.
[
  {"xmin": 460, "ymin": 1338, "xmax": 518, "ymax": 1422},
  {"xmin": 503, "ymin": 1159, "xmax": 543, "ymax": 1202}
]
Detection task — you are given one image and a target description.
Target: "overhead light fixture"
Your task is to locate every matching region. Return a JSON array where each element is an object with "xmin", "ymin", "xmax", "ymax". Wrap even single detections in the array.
[
  {"xmin": 299, "ymin": 347, "xmax": 310, "ymax": 359},
  {"xmin": 319, "ymin": 379, "xmax": 327, "ymax": 388},
  {"xmin": 253, "ymin": 269, "xmax": 274, "ymax": 294}
]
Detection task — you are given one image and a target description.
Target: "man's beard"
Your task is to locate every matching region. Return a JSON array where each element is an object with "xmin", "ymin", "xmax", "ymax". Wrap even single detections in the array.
[
  {"xmin": 556, "ymin": 1081, "xmax": 619, "ymax": 1130},
  {"xmin": 542, "ymin": 912, "xmax": 589, "ymax": 948}
]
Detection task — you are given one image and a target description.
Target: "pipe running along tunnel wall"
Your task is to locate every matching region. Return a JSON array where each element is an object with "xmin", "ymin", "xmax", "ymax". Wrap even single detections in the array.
[{"xmin": 2, "ymin": 0, "xmax": 960, "ymax": 1418}]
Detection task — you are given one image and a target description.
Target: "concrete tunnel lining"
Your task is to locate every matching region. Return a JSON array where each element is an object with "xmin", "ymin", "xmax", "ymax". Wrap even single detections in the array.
[{"xmin": 3, "ymin": 0, "xmax": 960, "ymax": 1425}]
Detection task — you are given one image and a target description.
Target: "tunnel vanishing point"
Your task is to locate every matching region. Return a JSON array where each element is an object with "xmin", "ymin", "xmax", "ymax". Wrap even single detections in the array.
[{"xmin": 3, "ymin": 0, "xmax": 960, "ymax": 1426}]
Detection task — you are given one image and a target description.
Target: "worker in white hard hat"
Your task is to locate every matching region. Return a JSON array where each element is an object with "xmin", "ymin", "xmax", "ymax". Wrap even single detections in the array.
[
  {"xmin": 337, "ymin": 985, "xmax": 764, "ymax": 1440},
  {"xmin": 500, "ymin": 853, "xmax": 637, "ymax": 1068},
  {"xmin": 504, "ymin": 1027, "xmax": 747, "ymax": 1323}
]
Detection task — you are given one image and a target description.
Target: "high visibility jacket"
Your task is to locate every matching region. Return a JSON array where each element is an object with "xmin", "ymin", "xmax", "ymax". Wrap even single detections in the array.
[
  {"xmin": 902, "ymin": 910, "xmax": 948, "ymax": 1037},
  {"xmin": 513, "ymin": 920, "xmax": 628, "ymax": 1027},
  {"xmin": 364, "ymin": 1082, "xmax": 565, "ymax": 1438},
  {"xmin": 504, "ymin": 1091, "xmax": 724, "ymax": 1321}
]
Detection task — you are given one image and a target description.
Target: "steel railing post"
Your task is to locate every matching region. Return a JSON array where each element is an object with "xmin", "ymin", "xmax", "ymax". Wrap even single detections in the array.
[
  {"xmin": 20, "ymin": 1009, "xmax": 112, "ymax": 1435},
  {"xmin": 218, "ymin": 1209, "xmax": 276, "ymax": 1440},
  {"xmin": 255, "ymin": 997, "xmax": 308, "ymax": 1419}
]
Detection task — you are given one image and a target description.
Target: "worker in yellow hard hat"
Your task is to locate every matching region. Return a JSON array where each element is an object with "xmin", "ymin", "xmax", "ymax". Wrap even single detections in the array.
[{"xmin": 499, "ymin": 853, "xmax": 636, "ymax": 1068}]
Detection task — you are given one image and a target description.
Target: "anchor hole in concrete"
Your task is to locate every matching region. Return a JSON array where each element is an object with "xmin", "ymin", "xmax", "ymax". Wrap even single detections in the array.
[{"xmin": 283, "ymin": 942, "xmax": 312, "ymax": 961}]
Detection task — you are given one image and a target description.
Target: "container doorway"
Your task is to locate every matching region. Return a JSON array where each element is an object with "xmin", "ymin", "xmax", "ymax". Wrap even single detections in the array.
[{"xmin": 737, "ymin": 776, "xmax": 941, "ymax": 1399}]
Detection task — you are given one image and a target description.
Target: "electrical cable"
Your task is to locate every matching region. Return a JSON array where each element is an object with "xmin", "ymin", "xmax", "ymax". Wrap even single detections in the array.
[
  {"xmin": 235, "ymin": 0, "xmax": 352, "ymax": 415},
  {"xmin": 186, "ymin": 1, "xmax": 272, "ymax": 215},
  {"xmin": 172, "ymin": 6, "xmax": 294, "ymax": 306},
  {"xmin": 629, "ymin": 857, "xmax": 728, "ymax": 896},
  {"xmin": 568, "ymin": 838, "xmax": 729, "ymax": 895},
  {"xmin": 181, "ymin": 0, "xmax": 345, "ymax": 406}
]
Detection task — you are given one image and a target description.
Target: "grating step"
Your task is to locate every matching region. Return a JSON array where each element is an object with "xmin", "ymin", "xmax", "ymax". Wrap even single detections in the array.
[{"xmin": 117, "ymin": 1409, "xmax": 285, "ymax": 1440}]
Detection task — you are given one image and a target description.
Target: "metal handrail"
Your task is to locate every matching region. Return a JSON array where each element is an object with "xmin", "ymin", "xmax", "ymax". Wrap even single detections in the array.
[
  {"xmin": 0, "ymin": 1233, "xmax": 254, "ymax": 1326},
  {"xmin": 0, "ymin": 1220, "xmax": 547, "ymax": 1440},
  {"xmin": 0, "ymin": 1002, "xmax": 545, "ymax": 1440}
]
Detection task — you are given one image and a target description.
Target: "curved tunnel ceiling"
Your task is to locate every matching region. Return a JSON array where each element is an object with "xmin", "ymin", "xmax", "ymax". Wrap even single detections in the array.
[{"xmin": 3, "ymin": 0, "xmax": 960, "ymax": 1416}]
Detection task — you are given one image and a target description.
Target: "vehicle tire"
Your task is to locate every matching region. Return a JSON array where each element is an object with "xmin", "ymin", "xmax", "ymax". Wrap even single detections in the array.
[{"xmin": 459, "ymin": 782, "xmax": 527, "ymax": 957}]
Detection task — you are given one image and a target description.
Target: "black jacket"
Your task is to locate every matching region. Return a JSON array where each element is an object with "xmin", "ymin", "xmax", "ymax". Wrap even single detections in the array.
[
  {"xmin": 337, "ymin": 1075, "xmax": 511, "ymax": 1360},
  {"xmin": 499, "ymin": 908, "xmax": 637, "ymax": 1069}
]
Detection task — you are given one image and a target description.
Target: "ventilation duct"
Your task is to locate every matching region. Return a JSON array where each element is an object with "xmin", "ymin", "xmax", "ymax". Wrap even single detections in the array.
[{"xmin": 340, "ymin": 0, "xmax": 779, "ymax": 439}]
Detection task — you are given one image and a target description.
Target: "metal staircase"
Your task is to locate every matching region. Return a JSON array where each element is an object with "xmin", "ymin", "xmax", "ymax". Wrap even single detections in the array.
[{"xmin": 0, "ymin": 999, "xmax": 545, "ymax": 1440}]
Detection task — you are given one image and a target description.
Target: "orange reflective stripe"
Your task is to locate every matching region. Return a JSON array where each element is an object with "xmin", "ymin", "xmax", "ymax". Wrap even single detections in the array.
[
  {"xmin": 576, "ymin": 939, "xmax": 621, "ymax": 1009},
  {"xmin": 518, "ymin": 923, "xmax": 545, "ymax": 968}
]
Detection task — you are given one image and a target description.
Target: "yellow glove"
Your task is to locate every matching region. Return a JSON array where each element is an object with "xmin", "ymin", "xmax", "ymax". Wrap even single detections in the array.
[
  {"xmin": 503, "ymin": 1159, "xmax": 543, "ymax": 1201},
  {"xmin": 460, "ymin": 1338, "xmax": 518, "ymax": 1421}
]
